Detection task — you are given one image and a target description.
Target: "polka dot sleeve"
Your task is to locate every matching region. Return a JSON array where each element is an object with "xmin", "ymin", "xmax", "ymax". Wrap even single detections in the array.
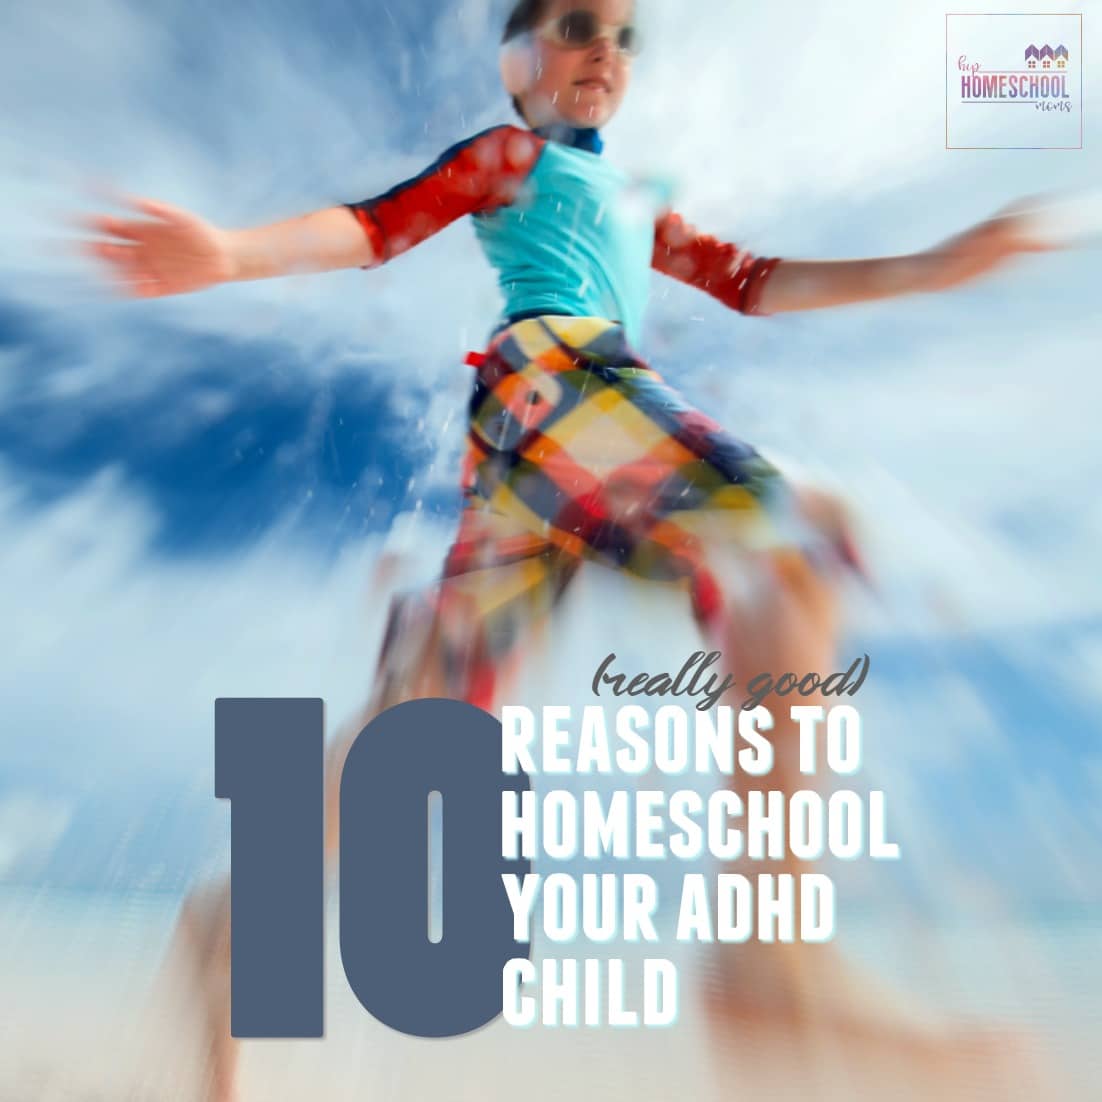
[
  {"xmin": 342, "ymin": 125, "xmax": 545, "ymax": 268},
  {"xmin": 651, "ymin": 209, "xmax": 782, "ymax": 316}
]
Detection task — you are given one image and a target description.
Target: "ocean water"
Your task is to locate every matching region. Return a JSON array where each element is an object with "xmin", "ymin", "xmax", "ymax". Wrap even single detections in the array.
[{"xmin": 1, "ymin": 885, "xmax": 1099, "ymax": 1101}]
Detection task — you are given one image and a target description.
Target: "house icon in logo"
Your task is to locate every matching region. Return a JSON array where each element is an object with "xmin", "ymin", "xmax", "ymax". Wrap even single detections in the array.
[
  {"xmin": 947, "ymin": 13, "xmax": 1081, "ymax": 150},
  {"xmin": 1025, "ymin": 44, "xmax": 1069, "ymax": 70}
]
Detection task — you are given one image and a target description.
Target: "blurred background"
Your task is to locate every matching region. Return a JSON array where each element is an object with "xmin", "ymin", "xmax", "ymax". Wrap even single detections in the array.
[{"xmin": 0, "ymin": 0, "xmax": 1098, "ymax": 1098}]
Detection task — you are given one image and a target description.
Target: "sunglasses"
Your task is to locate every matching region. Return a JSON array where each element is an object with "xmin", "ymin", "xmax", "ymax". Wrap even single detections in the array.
[{"xmin": 535, "ymin": 10, "xmax": 642, "ymax": 57}]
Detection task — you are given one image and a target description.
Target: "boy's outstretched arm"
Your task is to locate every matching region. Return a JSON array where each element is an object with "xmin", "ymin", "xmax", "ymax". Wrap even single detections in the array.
[
  {"xmin": 653, "ymin": 200, "xmax": 1060, "ymax": 317},
  {"xmin": 757, "ymin": 200, "xmax": 1059, "ymax": 314},
  {"xmin": 223, "ymin": 206, "xmax": 378, "ymax": 280},
  {"xmin": 82, "ymin": 126, "xmax": 542, "ymax": 299},
  {"xmin": 754, "ymin": 254, "xmax": 936, "ymax": 314},
  {"xmin": 82, "ymin": 196, "xmax": 377, "ymax": 298}
]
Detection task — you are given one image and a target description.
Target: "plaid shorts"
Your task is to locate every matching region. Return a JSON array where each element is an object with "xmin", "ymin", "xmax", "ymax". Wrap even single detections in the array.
[{"xmin": 371, "ymin": 315, "xmax": 853, "ymax": 711}]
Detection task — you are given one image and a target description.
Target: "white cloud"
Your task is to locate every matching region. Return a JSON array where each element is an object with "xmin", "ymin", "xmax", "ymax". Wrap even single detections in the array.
[
  {"xmin": 0, "ymin": 457, "xmax": 455, "ymax": 784},
  {"xmin": 0, "ymin": 0, "xmax": 1099, "ymax": 825},
  {"xmin": 0, "ymin": 791, "xmax": 74, "ymax": 877}
]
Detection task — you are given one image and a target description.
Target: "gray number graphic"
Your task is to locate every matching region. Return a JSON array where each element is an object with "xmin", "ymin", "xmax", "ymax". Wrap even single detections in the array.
[
  {"xmin": 339, "ymin": 698, "xmax": 532, "ymax": 1037},
  {"xmin": 215, "ymin": 698, "xmax": 324, "ymax": 1037}
]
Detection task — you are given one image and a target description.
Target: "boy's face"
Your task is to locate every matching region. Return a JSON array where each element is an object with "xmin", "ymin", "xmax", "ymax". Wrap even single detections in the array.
[{"xmin": 519, "ymin": 0, "xmax": 636, "ymax": 130}]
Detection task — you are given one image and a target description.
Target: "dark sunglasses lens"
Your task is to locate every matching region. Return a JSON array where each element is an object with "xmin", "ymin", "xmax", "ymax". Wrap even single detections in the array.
[
  {"xmin": 618, "ymin": 25, "xmax": 640, "ymax": 54},
  {"xmin": 558, "ymin": 10, "xmax": 599, "ymax": 45}
]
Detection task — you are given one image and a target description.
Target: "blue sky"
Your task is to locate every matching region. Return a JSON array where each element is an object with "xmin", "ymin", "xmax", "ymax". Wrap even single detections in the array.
[{"xmin": 0, "ymin": 0, "xmax": 1099, "ymax": 910}]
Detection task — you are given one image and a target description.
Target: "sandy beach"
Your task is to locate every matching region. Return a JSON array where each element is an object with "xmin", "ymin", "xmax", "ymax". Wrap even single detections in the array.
[{"xmin": 2, "ymin": 887, "xmax": 1099, "ymax": 1101}]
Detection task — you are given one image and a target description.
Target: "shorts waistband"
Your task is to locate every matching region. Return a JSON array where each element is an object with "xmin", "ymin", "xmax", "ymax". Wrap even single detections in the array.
[
  {"xmin": 467, "ymin": 315, "xmax": 636, "ymax": 376},
  {"xmin": 490, "ymin": 310, "xmax": 626, "ymax": 338}
]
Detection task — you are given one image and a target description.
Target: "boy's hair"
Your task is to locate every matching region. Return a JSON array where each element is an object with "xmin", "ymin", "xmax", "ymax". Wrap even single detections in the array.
[{"xmin": 502, "ymin": 0, "xmax": 552, "ymax": 121}]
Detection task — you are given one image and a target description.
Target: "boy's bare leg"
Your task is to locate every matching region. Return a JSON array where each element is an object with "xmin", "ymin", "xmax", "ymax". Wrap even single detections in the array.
[
  {"xmin": 701, "ymin": 500, "xmax": 1050, "ymax": 1094},
  {"xmin": 175, "ymin": 589, "xmax": 532, "ymax": 1101},
  {"xmin": 175, "ymin": 878, "xmax": 235, "ymax": 1102}
]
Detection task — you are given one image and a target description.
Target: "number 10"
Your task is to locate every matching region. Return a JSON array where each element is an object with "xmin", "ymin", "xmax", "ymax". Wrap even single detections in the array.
[{"xmin": 214, "ymin": 697, "xmax": 531, "ymax": 1039}]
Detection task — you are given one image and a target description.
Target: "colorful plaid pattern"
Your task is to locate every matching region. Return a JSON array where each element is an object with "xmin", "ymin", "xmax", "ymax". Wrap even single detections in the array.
[{"xmin": 371, "ymin": 315, "xmax": 846, "ymax": 711}]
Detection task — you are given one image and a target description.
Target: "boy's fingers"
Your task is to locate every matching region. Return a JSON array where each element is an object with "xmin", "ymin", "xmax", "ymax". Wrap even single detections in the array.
[
  {"xmin": 85, "ymin": 213, "xmax": 144, "ymax": 241},
  {"xmin": 114, "ymin": 281, "xmax": 162, "ymax": 300},
  {"xmin": 137, "ymin": 283, "xmax": 172, "ymax": 299},
  {"xmin": 106, "ymin": 269, "xmax": 165, "ymax": 298},
  {"xmin": 993, "ymin": 192, "xmax": 1049, "ymax": 220},
  {"xmin": 83, "ymin": 239, "xmax": 134, "ymax": 265},
  {"xmin": 82, "ymin": 240, "xmax": 152, "ymax": 281},
  {"xmin": 127, "ymin": 195, "xmax": 188, "ymax": 223}
]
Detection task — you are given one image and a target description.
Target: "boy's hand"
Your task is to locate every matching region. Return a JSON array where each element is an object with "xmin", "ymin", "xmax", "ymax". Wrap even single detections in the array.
[
  {"xmin": 917, "ymin": 197, "xmax": 1063, "ymax": 293},
  {"xmin": 80, "ymin": 196, "xmax": 237, "ymax": 298}
]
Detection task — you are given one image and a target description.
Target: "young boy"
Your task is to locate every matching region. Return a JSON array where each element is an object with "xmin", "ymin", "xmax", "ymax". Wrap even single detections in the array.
[{"xmin": 85, "ymin": 2, "xmax": 1059, "ymax": 1099}]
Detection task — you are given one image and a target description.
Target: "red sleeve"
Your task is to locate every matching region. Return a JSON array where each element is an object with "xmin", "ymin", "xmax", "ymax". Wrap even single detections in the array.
[
  {"xmin": 343, "ymin": 125, "xmax": 545, "ymax": 267},
  {"xmin": 651, "ymin": 209, "xmax": 782, "ymax": 316}
]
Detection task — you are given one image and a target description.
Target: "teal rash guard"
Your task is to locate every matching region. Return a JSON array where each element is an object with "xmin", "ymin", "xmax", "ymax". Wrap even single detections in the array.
[{"xmin": 343, "ymin": 122, "xmax": 781, "ymax": 347}]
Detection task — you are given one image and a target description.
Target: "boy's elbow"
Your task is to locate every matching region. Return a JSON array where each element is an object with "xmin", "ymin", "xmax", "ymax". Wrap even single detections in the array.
[
  {"xmin": 339, "ymin": 204, "xmax": 386, "ymax": 270},
  {"xmin": 731, "ymin": 257, "xmax": 784, "ymax": 316}
]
